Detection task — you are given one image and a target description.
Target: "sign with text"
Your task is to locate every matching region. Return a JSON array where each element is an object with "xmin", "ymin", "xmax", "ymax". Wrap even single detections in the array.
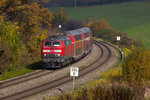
[{"xmin": 70, "ymin": 67, "xmax": 79, "ymax": 77}]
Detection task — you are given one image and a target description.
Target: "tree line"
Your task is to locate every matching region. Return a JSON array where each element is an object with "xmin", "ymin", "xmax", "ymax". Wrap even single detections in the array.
[
  {"xmin": 0, "ymin": 0, "xmax": 67, "ymax": 74},
  {"xmin": 47, "ymin": 0, "xmax": 142, "ymax": 7}
]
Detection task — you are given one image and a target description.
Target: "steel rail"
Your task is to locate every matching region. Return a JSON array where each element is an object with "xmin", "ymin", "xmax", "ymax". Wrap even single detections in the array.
[
  {"xmin": 1, "ymin": 40, "xmax": 112, "ymax": 100},
  {"xmin": 0, "ymin": 43, "xmax": 94, "ymax": 89}
]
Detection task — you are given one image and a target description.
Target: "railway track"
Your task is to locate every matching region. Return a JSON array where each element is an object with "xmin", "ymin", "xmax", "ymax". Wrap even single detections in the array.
[
  {"xmin": 0, "ymin": 49, "xmax": 92, "ymax": 89},
  {"xmin": 0, "ymin": 40, "xmax": 117, "ymax": 100},
  {"xmin": 0, "ymin": 70, "xmax": 54, "ymax": 89}
]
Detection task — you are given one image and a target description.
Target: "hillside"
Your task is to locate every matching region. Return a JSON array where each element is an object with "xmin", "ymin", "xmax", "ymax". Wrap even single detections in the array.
[{"xmin": 49, "ymin": 1, "xmax": 150, "ymax": 48}]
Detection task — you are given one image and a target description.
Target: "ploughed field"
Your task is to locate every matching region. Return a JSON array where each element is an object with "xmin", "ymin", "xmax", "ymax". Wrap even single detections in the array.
[{"xmin": 49, "ymin": 1, "xmax": 150, "ymax": 48}]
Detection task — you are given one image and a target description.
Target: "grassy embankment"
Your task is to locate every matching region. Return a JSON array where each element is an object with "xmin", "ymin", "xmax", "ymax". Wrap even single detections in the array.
[
  {"xmin": 49, "ymin": 1, "xmax": 150, "ymax": 48},
  {"xmin": 0, "ymin": 60, "xmax": 42, "ymax": 81}
]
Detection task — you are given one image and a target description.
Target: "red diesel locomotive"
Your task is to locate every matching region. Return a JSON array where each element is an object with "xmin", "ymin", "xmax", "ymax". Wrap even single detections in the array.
[{"xmin": 41, "ymin": 27, "xmax": 93, "ymax": 68}]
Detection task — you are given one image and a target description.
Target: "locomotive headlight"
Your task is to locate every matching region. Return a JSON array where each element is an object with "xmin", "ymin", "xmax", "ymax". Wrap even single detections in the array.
[
  {"xmin": 43, "ymin": 50, "xmax": 50, "ymax": 52},
  {"xmin": 54, "ymin": 50, "xmax": 62, "ymax": 52}
]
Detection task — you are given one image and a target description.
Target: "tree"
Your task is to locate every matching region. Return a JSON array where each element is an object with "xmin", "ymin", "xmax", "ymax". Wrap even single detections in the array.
[
  {"xmin": 0, "ymin": 0, "xmax": 54, "ymax": 57},
  {"xmin": 53, "ymin": 7, "xmax": 67, "ymax": 27},
  {"xmin": 66, "ymin": 19, "xmax": 83, "ymax": 30},
  {"xmin": 39, "ymin": 8, "xmax": 53, "ymax": 29},
  {"xmin": 0, "ymin": 22, "xmax": 20, "ymax": 73}
]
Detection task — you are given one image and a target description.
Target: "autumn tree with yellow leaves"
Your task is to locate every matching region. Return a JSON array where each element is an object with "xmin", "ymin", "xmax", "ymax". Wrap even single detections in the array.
[
  {"xmin": 122, "ymin": 48, "xmax": 150, "ymax": 84},
  {"xmin": 0, "ymin": 0, "xmax": 54, "ymax": 73},
  {"xmin": 0, "ymin": 0, "xmax": 53, "ymax": 53},
  {"xmin": 85, "ymin": 19, "xmax": 109, "ymax": 36},
  {"xmin": 0, "ymin": 21, "xmax": 20, "ymax": 73}
]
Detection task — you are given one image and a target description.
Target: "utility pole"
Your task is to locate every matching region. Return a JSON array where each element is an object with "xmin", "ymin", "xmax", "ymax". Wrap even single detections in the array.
[{"xmin": 75, "ymin": 0, "xmax": 76, "ymax": 8}]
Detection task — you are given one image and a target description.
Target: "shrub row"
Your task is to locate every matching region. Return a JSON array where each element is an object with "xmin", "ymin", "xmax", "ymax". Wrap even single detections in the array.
[
  {"xmin": 122, "ymin": 48, "xmax": 150, "ymax": 84},
  {"xmin": 50, "ymin": 84, "xmax": 134, "ymax": 100}
]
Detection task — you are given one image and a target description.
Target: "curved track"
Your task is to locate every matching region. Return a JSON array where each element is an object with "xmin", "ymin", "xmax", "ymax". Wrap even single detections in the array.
[{"xmin": 0, "ymin": 40, "xmax": 115, "ymax": 100}]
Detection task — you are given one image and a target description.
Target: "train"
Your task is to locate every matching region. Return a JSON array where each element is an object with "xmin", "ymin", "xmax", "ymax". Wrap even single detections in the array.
[{"xmin": 41, "ymin": 27, "xmax": 93, "ymax": 68}]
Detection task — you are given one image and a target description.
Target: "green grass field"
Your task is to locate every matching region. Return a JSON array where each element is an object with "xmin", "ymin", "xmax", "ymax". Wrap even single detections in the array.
[{"xmin": 49, "ymin": 1, "xmax": 150, "ymax": 48}]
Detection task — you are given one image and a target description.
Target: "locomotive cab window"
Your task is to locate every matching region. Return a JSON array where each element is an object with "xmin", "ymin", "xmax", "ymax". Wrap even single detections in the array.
[
  {"xmin": 63, "ymin": 41, "xmax": 67, "ymax": 46},
  {"xmin": 53, "ymin": 41, "xmax": 60, "ymax": 46},
  {"xmin": 44, "ymin": 41, "xmax": 51, "ymax": 46},
  {"xmin": 63, "ymin": 40, "xmax": 71, "ymax": 46},
  {"xmin": 66, "ymin": 40, "xmax": 71, "ymax": 45}
]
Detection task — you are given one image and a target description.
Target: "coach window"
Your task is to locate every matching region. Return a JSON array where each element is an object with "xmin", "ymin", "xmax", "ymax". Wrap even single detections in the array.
[
  {"xmin": 53, "ymin": 41, "xmax": 61, "ymax": 46},
  {"xmin": 90, "ymin": 31, "xmax": 93, "ymax": 35},
  {"xmin": 75, "ymin": 35, "xmax": 82, "ymax": 41},
  {"xmin": 44, "ymin": 41, "xmax": 51, "ymax": 46},
  {"xmin": 84, "ymin": 33, "xmax": 89, "ymax": 38}
]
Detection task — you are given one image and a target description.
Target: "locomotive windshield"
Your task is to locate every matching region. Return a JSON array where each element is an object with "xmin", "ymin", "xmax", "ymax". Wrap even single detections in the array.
[
  {"xmin": 44, "ymin": 41, "xmax": 51, "ymax": 46},
  {"xmin": 53, "ymin": 41, "xmax": 60, "ymax": 46}
]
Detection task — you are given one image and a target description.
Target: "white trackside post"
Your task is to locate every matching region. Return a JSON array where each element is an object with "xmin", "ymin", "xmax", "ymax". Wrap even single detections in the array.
[
  {"xmin": 70, "ymin": 67, "xmax": 79, "ymax": 91},
  {"xmin": 73, "ymin": 76, "xmax": 75, "ymax": 91},
  {"xmin": 117, "ymin": 36, "xmax": 121, "ymax": 41},
  {"xmin": 116, "ymin": 36, "xmax": 121, "ymax": 46},
  {"xmin": 59, "ymin": 25, "xmax": 61, "ymax": 29}
]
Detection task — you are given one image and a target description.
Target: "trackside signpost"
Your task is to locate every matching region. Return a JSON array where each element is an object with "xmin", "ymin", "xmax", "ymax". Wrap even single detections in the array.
[
  {"xmin": 70, "ymin": 67, "xmax": 79, "ymax": 91},
  {"xmin": 59, "ymin": 25, "xmax": 61, "ymax": 28},
  {"xmin": 116, "ymin": 36, "xmax": 121, "ymax": 46},
  {"xmin": 117, "ymin": 36, "xmax": 121, "ymax": 41}
]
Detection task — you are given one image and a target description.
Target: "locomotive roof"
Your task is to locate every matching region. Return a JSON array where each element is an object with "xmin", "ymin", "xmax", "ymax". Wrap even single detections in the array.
[
  {"xmin": 45, "ymin": 35, "xmax": 70, "ymax": 41},
  {"xmin": 64, "ymin": 27, "xmax": 91, "ymax": 36}
]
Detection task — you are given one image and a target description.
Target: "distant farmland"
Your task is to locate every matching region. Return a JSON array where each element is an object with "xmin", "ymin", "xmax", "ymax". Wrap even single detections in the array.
[{"xmin": 49, "ymin": 1, "xmax": 150, "ymax": 48}]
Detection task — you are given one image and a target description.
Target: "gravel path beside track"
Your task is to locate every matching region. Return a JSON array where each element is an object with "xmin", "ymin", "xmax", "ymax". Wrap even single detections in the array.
[
  {"xmin": 0, "ymin": 43, "xmax": 101, "ymax": 99},
  {"xmin": 0, "ymin": 41, "xmax": 119, "ymax": 100},
  {"xmin": 25, "ymin": 41, "xmax": 119, "ymax": 100}
]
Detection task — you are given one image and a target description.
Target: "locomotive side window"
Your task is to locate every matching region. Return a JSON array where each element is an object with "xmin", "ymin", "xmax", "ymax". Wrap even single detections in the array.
[
  {"xmin": 53, "ymin": 41, "xmax": 60, "ymax": 46},
  {"xmin": 63, "ymin": 41, "xmax": 67, "ymax": 46},
  {"xmin": 66, "ymin": 40, "xmax": 71, "ymax": 45},
  {"xmin": 44, "ymin": 41, "xmax": 51, "ymax": 46},
  {"xmin": 63, "ymin": 40, "xmax": 71, "ymax": 46}
]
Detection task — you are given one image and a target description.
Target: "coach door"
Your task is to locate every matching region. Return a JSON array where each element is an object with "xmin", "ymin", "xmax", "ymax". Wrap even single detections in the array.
[
  {"xmin": 74, "ymin": 35, "xmax": 82, "ymax": 56},
  {"xmin": 84, "ymin": 33, "xmax": 89, "ymax": 51}
]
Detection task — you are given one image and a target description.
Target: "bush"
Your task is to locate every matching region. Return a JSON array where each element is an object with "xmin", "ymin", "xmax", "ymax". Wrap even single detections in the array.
[
  {"xmin": 0, "ymin": 40, "xmax": 13, "ymax": 74},
  {"xmin": 0, "ymin": 22, "xmax": 20, "ymax": 73},
  {"xmin": 65, "ymin": 19, "xmax": 83, "ymax": 30},
  {"xmin": 85, "ymin": 19, "xmax": 109, "ymax": 36},
  {"xmin": 27, "ymin": 29, "xmax": 47, "ymax": 58},
  {"xmin": 94, "ymin": 28, "xmax": 140, "ymax": 48},
  {"xmin": 122, "ymin": 48, "xmax": 150, "ymax": 84},
  {"xmin": 51, "ymin": 84, "xmax": 134, "ymax": 100}
]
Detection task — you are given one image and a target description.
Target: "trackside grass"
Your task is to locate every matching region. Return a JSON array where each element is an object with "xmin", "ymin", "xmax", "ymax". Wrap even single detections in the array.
[
  {"xmin": 0, "ymin": 61, "xmax": 42, "ymax": 81},
  {"xmin": 0, "ymin": 68, "xmax": 33, "ymax": 81}
]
